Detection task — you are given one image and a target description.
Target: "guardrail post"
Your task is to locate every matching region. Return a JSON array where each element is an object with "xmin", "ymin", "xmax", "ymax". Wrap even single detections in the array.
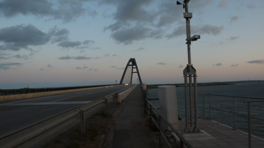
[
  {"xmin": 104, "ymin": 98, "xmax": 108, "ymax": 114},
  {"xmin": 209, "ymin": 95, "xmax": 211, "ymax": 120},
  {"xmin": 233, "ymin": 97, "xmax": 236, "ymax": 130},
  {"xmin": 80, "ymin": 110, "xmax": 85, "ymax": 136},
  {"xmin": 159, "ymin": 115, "xmax": 162, "ymax": 146},
  {"xmin": 248, "ymin": 101, "xmax": 251, "ymax": 148},
  {"xmin": 203, "ymin": 95, "xmax": 205, "ymax": 119},
  {"xmin": 180, "ymin": 140, "xmax": 184, "ymax": 148}
]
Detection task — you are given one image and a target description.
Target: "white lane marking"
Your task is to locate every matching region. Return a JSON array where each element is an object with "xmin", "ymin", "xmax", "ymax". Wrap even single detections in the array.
[{"xmin": 0, "ymin": 101, "xmax": 92, "ymax": 106}]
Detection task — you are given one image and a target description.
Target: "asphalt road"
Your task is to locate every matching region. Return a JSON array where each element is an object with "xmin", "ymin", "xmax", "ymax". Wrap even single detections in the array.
[{"xmin": 0, "ymin": 85, "xmax": 134, "ymax": 138}]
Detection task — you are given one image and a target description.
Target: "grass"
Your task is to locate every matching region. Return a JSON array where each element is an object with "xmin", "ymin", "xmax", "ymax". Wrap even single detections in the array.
[{"xmin": 42, "ymin": 111, "xmax": 114, "ymax": 148}]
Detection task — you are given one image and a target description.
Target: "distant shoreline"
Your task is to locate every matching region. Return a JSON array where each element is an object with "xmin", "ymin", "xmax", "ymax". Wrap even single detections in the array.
[{"xmin": 147, "ymin": 80, "xmax": 264, "ymax": 89}]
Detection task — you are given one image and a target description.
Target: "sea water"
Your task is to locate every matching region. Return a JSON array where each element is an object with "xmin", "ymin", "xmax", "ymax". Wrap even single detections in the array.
[{"xmin": 147, "ymin": 81, "xmax": 264, "ymax": 138}]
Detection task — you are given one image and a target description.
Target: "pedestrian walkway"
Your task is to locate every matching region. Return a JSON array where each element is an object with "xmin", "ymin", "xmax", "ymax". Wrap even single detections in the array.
[
  {"xmin": 179, "ymin": 120, "xmax": 264, "ymax": 148},
  {"xmin": 104, "ymin": 85, "xmax": 160, "ymax": 148}
]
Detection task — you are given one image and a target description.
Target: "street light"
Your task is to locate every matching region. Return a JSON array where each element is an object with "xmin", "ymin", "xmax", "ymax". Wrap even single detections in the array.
[{"xmin": 177, "ymin": 0, "xmax": 200, "ymax": 133}]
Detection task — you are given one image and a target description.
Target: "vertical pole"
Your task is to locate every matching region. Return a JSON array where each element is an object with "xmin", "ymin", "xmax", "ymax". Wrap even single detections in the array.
[
  {"xmin": 193, "ymin": 75, "xmax": 200, "ymax": 132},
  {"xmin": 189, "ymin": 75, "xmax": 193, "ymax": 128},
  {"xmin": 248, "ymin": 101, "xmax": 251, "ymax": 148},
  {"xmin": 80, "ymin": 110, "xmax": 85, "ymax": 136},
  {"xmin": 185, "ymin": 2, "xmax": 191, "ymax": 65},
  {"xmin": 209, "ymin": 95, "xmax": 211, "ymax": 120},
  {"xmin": 104, "ymin": 98, "xmax": 108, "ymax": 114},
  {"xmin": 184, "ymin": 75, "xmax": 190, "ymax": 132},
  {"xmin": 233, "ymin": 97, "xmax": 236, "ymax": 130},
  {"xmin": 203, "ymin": 95, "xmax": 205, "ymax": 119},
  {"xmin": 159, "ymin": 116, "xmax": 162, "ymax": 146}
]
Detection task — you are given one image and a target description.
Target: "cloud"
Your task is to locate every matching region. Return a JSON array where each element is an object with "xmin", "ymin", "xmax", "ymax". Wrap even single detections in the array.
[
  {"xmin": 228, "ymin": 36, "xmax": 239, "ymax": 41},
  {"xmin": 218, "ymin": 0, "xmax": 227, "ymax": 8},
  {"xmin": 59, "ymin": 55, "xmax": 72, "ymax": 60},
  {"xmin": 58, "ymin": 41, "xmax": 81, "ymax": 48},
  {"xmin": 58, "ymin": 55, "xmax": 91, "ymax": 60},
  {"xmin": 76, "ymin": 66, "xmax": 88, "ymax": 70},
  {"xmin": 39, "ymin": 68, "xmax": 43, "ymax": 71},
  {"xmin": 231, "ymin": 64, "xmax": 238, "ymax": 67},
  {"xmin": 93, "ymin": 57, "xmax": 100, "ymax": 59},
  {"xmin": 111, "ymin": 25, "xmax": 163, "ymax": 44},
  {"xmin": 246, "ymin": 59, "xmax": 264, "ymax": 64},
  {"xmin": 13, "ymin": 54, "xmax": 29, "ymax": 60},
  {"xmin": 0, "ymin": 24, "xmax": 50, "ymax": 51},
  {"xmin": 157, "ymin": 62, "xmax": 166, "ymax": 65},
  {"xmin": 0, "ymin": 62, "xmax": 23, "ymax": 70},
  {"xmin": 199, "ymin": 25, "xmax": 224, "ymax": 36},
  {"xmin": 230, "ymin": 16, "xmax": 239, "ymax": 23},
  {"xmin": 112, "ymin": 54, "xmax": 117, "ymax": 56},
  {"xmin": 135, "ymin": 47, "xmax": 144, "ymax": 51},
  {"xmin": 0, "ymin": 0, "xmax": 97, "ymax": 22},
  {"xmin": 118, "ymin": 67, "xmax": 125, "ymax": 70},
  {"xmin": 213, "ymin": 63, "xmax": 222, "ymax": 66},
  {"xmin": 103, "ymin": 0, "xmax": 155, "ymax": 23},
  {"xmin": 247, "ymin": 4, "xmax": 255, "ymax": 9},
  {"xmin": 49, "ymin": 27, "xmax": 69, "ymax": 43},
  {"xmin": 111, "ymin": 66, "xmax": 117, "ymax": 68},
  {"xmin": 105, "ymin": 54, "xmax": 110, "ymax": 57},
  {"xmin": 83, "ymin": 40, "xmax": 95, "ymax": 45},
  {"xmin": 89, "ymin": 68, "xmax": 98, "ymax": 72},
  {"xmin": 167, "ymin": 24, "xmax": 223, "ymax": 39},
  {"xmin": 47, "ymin": 64, "xmax": 53, "ymax": 68},
  {"xmin": 179, "ymin": 65, "xmax": 183, "ymax": 68}
]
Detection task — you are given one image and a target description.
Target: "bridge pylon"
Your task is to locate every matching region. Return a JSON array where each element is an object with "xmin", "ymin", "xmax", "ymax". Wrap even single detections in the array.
[{"xmin": 120, "ymin": 58, "xmax": 142, "ymax": 84}]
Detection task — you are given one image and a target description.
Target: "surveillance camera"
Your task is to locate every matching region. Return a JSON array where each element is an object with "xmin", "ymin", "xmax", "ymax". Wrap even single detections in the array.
[{"xmin": 191, "ymin": 35, "xmax": 200, "ymax": 41}]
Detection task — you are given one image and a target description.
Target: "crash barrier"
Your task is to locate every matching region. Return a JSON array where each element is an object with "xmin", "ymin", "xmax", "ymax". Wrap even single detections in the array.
[
  {"xmin": 0, "ymin": 84, "xmax": 120, "ymax": 96},
  {"xmin": 0, "ymin": 85, "xmax": 118, "ymax": 103},
  {"xmin": 117, "ymin": 85, "xmax": 137, "ymax": 103},
  {"xmin": 0, "ymin": 85, "xmax": 136, "ymax": 148}
]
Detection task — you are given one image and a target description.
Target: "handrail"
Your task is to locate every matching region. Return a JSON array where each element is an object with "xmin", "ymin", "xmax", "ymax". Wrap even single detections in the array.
[
  {"xmin": 0, "ymin": 85, "xmax": 136, "ymax": 148},
  {"xmin": 198, "ymin": 93, "xmax": 264, "ymax": 100},
  {"xmin": 246, "ymin": 100, "xmax": 264, "ymax": 148},
  {"xmin": 199, "ymin": 94, "xmax": 264, "ymax": 148},
  {"xmin": 146, "ymin": 100, "xmax": 192, "ymax": 148}
]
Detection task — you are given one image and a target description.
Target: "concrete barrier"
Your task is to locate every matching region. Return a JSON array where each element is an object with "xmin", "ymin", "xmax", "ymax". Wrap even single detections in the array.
[
  {"xmin": 0, "ymin": 86, "xmax": 107, "ymax": 103},
  {"xmin": 117, "ymin": 85, "xmax": 137, "ymax": 103}
]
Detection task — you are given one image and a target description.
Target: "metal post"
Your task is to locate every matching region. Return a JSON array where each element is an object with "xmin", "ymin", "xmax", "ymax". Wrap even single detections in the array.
[
  {"xmin": 248, "ymin": 101, "xmax": 251, "ymax": 148},
  {"xmin": 233, "ymin": 97, "xmax": 236, "ymax": 130},
  {"xmin": 159, "ymin": 116, "xmax": 162, "ymax": 146},
  {"xmin": 184, "ymin": 76, "xmax": 190, "ymax": 132},
  {"xmin": 189, "ymin": 75, "xmax": 193, "ymax": 128},
  {"xmin": 104, "ymin": 98, "xmax": 108, "ymax": 114},
  {"xmin": 209, "ymin": 95, "xmax": 211, "ymax": 120},
  {"xmin": 193, "ymin": 74, "xmax": 200, "ymax": 132},
  {"xmin": 80, "ymin": 110, "xmax": 85, "ymax": 135},
  {"xmin": 203, "ymin": 95, "xmax": 205, "ymax": 119}
]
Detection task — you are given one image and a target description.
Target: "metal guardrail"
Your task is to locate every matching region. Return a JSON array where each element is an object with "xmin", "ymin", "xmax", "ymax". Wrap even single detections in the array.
[
  {"xmin": 0, "ymin": 84, "xmax": 120, "ymax": 96},
  {"xmin": 140, "ymin": 85, "xmax": 192, "ymax": 148},
  {"xmin": 199, "ymin": 94, "xmax": 264, "ymax": 148},
  {"xmin": 0, "ymin": 85, "xmax": 135, "ymax": 148}
]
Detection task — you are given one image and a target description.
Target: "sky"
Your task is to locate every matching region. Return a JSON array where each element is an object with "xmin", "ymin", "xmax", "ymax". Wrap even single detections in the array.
[{"xmin": 0, "ymin": 0, "xmax": 264, "ymax": 89}]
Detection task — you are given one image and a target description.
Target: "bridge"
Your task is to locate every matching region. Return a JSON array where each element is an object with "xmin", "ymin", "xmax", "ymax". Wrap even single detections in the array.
[{"xmin": 0, "ymin": 58, "xmax": 264, "ymax": 148}]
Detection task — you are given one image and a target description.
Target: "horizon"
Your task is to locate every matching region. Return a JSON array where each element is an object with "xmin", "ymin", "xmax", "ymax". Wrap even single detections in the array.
[{"xmin": 1, "ymin": 0, "xmax": 264, "ymax": 89}]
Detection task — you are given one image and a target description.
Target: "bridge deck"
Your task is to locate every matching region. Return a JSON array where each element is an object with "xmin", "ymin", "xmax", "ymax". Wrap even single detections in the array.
[{"xmin": 179, "ymin": 119, "xmax": 264, "ymax": 148}]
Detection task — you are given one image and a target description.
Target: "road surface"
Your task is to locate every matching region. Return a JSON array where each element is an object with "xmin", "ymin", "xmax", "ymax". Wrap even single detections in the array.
[{"xmin": 0, "ymin": 85, "xmax": 134, "ymax": 138}]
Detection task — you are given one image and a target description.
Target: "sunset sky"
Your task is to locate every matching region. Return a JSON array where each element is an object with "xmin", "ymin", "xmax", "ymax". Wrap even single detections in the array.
[{"xmin": 0, "ymin": 0, "xmax": 264, "ymax": 89}]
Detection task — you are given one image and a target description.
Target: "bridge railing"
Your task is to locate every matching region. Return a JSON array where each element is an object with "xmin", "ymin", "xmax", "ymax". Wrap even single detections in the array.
[
  {"xmin": 140, "ymin": 85, "xmax": 192, "ymax": 148},
  {"xmin": 0, "ymin": 84, "xmax": 120, "ymax": 96},
  {"xmin": 0, "ymin": 85, "xmax": 135, "ymax": 148},
  {"xmin": 198, "ymin": 94, "xmax": 264, "ymax": 148}
]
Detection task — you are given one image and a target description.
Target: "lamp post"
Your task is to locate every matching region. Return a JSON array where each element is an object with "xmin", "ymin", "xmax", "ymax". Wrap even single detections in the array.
[{"xmin": 177, "ymin": 0, "xmax": 200, "ymax": 133}]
